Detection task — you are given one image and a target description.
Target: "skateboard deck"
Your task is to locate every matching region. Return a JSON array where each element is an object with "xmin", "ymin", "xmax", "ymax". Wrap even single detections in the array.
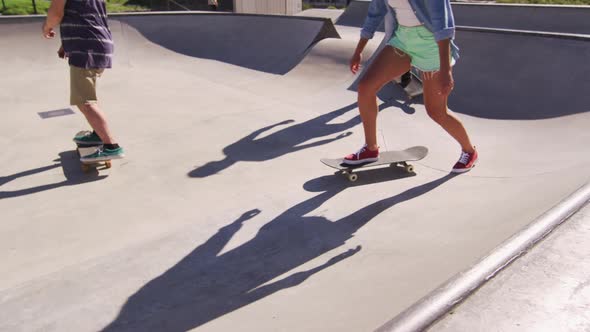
[
  {"xmin": 75, "ymin": 131, "xmax": 111, "ymax": 173},
  {"xmin": 321, "ymin": 146, "xmax": 428, "ymax": 182},
  {"xmin": 77, "ymin": 145, "xmax": 112, "ymax": 172}
]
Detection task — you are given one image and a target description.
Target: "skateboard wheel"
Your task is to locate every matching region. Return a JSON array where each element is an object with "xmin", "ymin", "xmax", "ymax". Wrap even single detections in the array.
[
  {"xmin": 347, "ymin": 173, "xmax": 358, "ymax": 182},
  {"xmin": 405, "ymin": 165, "xmax": 414, "ymax": 173},
  {"xmin": 105, "ymin": 161, "xmax": 112, "ymax": 169}
]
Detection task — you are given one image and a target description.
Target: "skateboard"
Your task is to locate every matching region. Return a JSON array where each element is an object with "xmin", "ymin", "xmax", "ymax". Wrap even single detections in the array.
[
  {"xmin": 321, "ymin": 146, "xmax": 428, "ymax": 182},
  {"xmin": 395, "ymin": 69, "xmax": 423, "ymax": 100},
  {"xmin": 404, "ymin": 71, "xmax": 423, "ymax": 100},
  {"xmin": 75, "ymin": 131, "xmax": 111, "ymax": 173}
]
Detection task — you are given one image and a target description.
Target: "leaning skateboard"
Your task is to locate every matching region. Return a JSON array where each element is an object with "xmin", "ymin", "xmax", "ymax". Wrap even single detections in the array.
[
  {"xmin": 395, "ymin": 69, "xmax": 423, "ymax": 100},
  {"xmin": 321, "ymin": 146, "xmax": 428, "ymax": 182},
  {"xmin": 404, "ymin": 71, "xmax": 423, "ymax": 100},
  {"xmin": 74, "ymin": 130, "xmax": 111, "ymax": 173}
]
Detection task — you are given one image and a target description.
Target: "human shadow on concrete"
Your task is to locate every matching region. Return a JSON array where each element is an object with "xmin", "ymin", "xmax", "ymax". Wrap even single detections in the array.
[
  {"xmin": 189, "ymin": 100, "xmax": 413, "ymax": 178},
  {"xmin": 102, "ymin": 173, "xmax": 456, "ymax": 331},
  {"xmin": 0, "ymin": 151, "xmax": 106, "ymax": 200},
  {"xmin": 348, "ymin": 63, "xmax": 420, "ymax": 114},
  {"xmin": 304, "ymin": 166, "xmax": 417, "ymax": 192},
  {"xmin": 377, "ymin": 81, "xmax": 421, "ymax": 113}
]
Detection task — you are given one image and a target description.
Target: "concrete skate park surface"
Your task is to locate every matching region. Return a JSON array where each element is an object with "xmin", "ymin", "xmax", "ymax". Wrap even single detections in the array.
[{"xmin": 1, "ymin": 4, "xmax": 589, "ymax": 332}]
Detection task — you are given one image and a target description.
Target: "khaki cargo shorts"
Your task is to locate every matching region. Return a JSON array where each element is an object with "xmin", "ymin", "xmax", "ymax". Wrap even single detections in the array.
[{"xmin": 70, "ymin": 66, "xmax": 104, "ymax": 106}]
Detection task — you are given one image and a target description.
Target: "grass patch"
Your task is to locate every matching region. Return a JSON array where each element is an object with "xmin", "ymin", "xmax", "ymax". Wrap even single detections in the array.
[
  {"xmin": 1, "ymin": 0, "xmax": 50, "ymax": 15},
  {"xmin": 497, "ymin": 0, "xmax": 590, "ymax": 4},
  {"xmin": 105, "ymin": 0, "xmax": 149, "ymax": 13},
  {"xmin": 0, "ymin": 0, "xmax": 148, "ymax": 15}
]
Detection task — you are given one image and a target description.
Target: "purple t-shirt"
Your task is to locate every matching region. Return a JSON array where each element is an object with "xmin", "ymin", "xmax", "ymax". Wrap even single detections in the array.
[{"xmin": 60, "ymin": 0, "xmax": 113, "ymax": 69}]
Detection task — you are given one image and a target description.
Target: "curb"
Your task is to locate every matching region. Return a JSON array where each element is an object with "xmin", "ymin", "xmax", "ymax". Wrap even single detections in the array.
[{"xmin": 375, "ymin": 181, "xmax": 590, "ymax": 332}]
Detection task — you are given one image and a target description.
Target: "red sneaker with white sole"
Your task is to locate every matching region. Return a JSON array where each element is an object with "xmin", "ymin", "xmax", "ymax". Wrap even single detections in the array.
[
  {"xmin": 452, "ymin": 148, "xmax": 478, "ymax": 173},
  {"xmin": 343, "ymin": 144, "xmax": 379, "ymax": 165}
]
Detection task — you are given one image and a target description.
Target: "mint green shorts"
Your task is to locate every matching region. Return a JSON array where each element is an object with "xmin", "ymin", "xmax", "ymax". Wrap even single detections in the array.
[{"xmin": 388, "ymin": 25, "xmax": 453, "ymax": 72}]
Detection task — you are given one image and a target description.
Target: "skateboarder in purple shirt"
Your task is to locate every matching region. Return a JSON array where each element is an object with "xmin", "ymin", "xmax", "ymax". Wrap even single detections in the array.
[
  {"xmin": 43, "ymin": 0, "xmax": 125, "ymax": 163},
  {"xmin": 343, "ymin": 0, "xmax": 478, "ymax": 173}
]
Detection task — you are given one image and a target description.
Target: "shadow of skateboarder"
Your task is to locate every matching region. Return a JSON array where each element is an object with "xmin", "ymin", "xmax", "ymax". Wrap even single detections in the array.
[{"xmin": 102, "ymin": 173, "xmax": 457, "ymax": 331}]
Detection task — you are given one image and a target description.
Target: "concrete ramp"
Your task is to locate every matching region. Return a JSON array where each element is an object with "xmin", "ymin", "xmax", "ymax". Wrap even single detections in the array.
[
  {"xmin": 451, "ymin": 3, "xmax": 590, "ymax": 34},
  {"xmin": 337, "ymin": 1, "xmax": 590, "ymax": 34},
  {"xmin": 114, "ymin": 13, "xmax": 340, "ymax": 75},
  {"xmin": 450, "ymin": 30, "xmax": 590, "ymax": 120},
  {"xmin": 336, "ymin": 0, "xmax": 384, "ymax": 31}
]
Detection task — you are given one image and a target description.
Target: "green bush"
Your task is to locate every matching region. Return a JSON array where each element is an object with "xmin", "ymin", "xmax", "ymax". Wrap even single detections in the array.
[
  {"xmin": 3, "ymin": 7, "xmax": 30, "ymax": 15},
  {"xmin": 1, "ymin": 0, "xmax": 50, "ymax": 15},
  {"xmin": 0, "ymin": 0, "xmax": 147, "ymax": 15},
  {"xmin": 105, "ymin": 0, "xmax": 148, "ymax": 13}
]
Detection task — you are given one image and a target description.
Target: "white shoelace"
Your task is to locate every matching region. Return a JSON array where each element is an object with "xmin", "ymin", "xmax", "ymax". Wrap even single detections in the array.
[
  {"xmin": 354, "ymin": 145, "xmax": 368, "ymax": 158},
  {"xmin": 458, "ymin": 151, "xmax": 471, "ymax": 165},
  {"xmin": 92, "ymin": 147, "xmax": 104, "ymax": 156}
]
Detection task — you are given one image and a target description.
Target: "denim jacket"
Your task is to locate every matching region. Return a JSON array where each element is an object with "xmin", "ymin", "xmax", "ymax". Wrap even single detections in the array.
[{"xmin": 361, "ymin": 0, "xmax": 460, "ymax": 59}]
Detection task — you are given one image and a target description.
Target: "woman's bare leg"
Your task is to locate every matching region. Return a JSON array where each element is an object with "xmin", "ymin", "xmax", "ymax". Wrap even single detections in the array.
[
  {"xmin": 422, "ymin": 71, "xmax": 475, "ymax": 153},
  {"xmin": 357, "ymin": 47, "xmax": 412, "ymax": 151}
]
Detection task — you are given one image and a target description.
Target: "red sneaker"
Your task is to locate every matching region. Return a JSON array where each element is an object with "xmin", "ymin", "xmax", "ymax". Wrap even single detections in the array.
[
  {"xmin": 452, "ymin": 148, "xmax": 478, "ymax": 173},
  {"xmin": 343, "ymin": 144, "xmax": 379, "ymax": 165}
]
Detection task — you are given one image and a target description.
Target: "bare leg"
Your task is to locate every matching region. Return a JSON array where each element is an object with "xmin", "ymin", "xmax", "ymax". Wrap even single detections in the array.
[
  {"xmin": 77, "ymin": 103, "xmax": 116, "ymax": 145},
  {"xmin": 422, "ymin": 71, "xmax": 475, "ymax": 153},
  {"xmin": 357, "ymin": 47, "xmax": 411, "ymax": 151}
]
